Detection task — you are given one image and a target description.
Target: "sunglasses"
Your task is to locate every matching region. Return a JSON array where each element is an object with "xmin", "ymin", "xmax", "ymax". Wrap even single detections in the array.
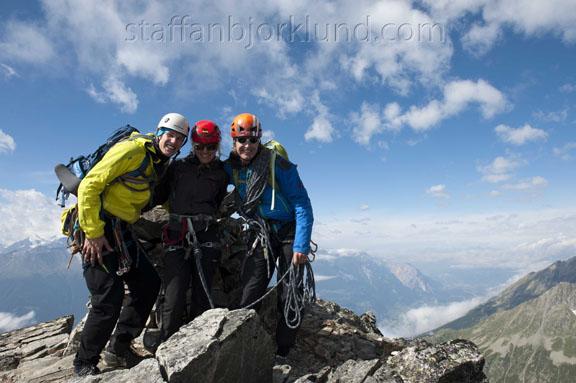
[
  {"xmin": 193, "ymin": 143, "xmax": 218, "ymax": 151},
  {"xmin": 235, "ymin": 137, "xmax": 259, "ymax": 144}
]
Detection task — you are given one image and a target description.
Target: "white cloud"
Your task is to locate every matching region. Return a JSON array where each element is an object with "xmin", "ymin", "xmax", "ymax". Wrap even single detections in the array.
[
  {"xmin": 426, "ymin": 0, "xmax": 576, "ymax": 54},
  {"xmin": 314, "ymin": 209, "xmax": 576, "ymax": 270},
  {"xmin": 481, "ymin": 0, "xmax": 576, "ymax": 42},
  {"xmin": 305, "ymin": 92, "xmax": 335, "ymax": 143},
  {"xmin": 426, "ymin": 184, "xmax": 450, "ymax": 199},
  {"xmin": 87, "ymin": 76, "xmax": 139, "ymax": 114},
  {"xmin": 384, "ymin": 79, "xmax": 507, "ymax": 132},
  {"xmin": 422, "ymin": 0, "xmax": 489, "ymax": 22},
  {"xmin": 0, "ymin": 189, "xmax": 61, "ymax": 247},
  {"xmin": 0, "ymin": 21, "xmax": 55, "ymax": 63},
  {"xmin": 461, "ymin": 22, "xmax": 501, "ymax": 55},
  {"xmin": 0, "ymin": 130, "xmax": 16, "ymax": 154},
  {"xmin": 489, "ymin": 190, "xmax": 501, "ymax": 197},
  {"xmin": 254, "ymin": 87, "xmax": 305, "ymax": 117},
  {"xmin": 116, "ymin": 45, "xmax": 170, "ymax": 85},
  {"xmin": 478, "ymin": 155, "xmax": 523, "ymax": 183},
  {"xmin": 261, "ymin": 130, "xmax": 275, "ymax": 142},
  {"xmin": 514, "ymin": 234, "xmax": 576, "ymax": 261},
  {"xmin": 379, "ymin": 297, "xmax": 485, "ymax": 337},
  {"xmin": 0, "ymin": 63, "xmax": 19, "ymax": 79},
  {"xmin": 340, "ymin": 0, "xmax": 452, "ymax": 93},
  {"xmin": 503, "ymin": 176, "xmax": 548, "ymax": 191},
  {"xmin": 360, "ymin": 204, "xmax": 370, "ymax": 211},
  {"xmin": 346, "ymin": 78, "xmax": 506, "ymax": 144},
  {"xmin": 0, "ymin": 0, "xmax": 451, "ymax": 125},
  {"xmin": 305, "ymin": 115, "xmax": 334, "ymax": 143},
  {"xmin": 495, "ymin": 124, "xmax": 548, "ymax": 145},
  {"xmin": 315, "ymin": 275, "xmax": 337, "ymax": 282},
  {"xmin": 553, "ymin": 142, "xmax": 576, "ymax": 160},
  {"xmin": 0, "ymin": 311, "xmax": 35, "ymax": 332},
  {"xmin": 560, "ymin": 83, "xmax": 576, "ymax": 93},
  {"xmin": 533, "ymin": 109, "xmax": 569, "ymax": 123},
  {"xmin": 350, "ymin": 103, "xmax": 384, "ymax": 146}
]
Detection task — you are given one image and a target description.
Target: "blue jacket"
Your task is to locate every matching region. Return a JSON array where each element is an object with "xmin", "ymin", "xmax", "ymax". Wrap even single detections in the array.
[{"xmin": 224, "ymin": 149, "xmax": 314, "ymax": 254}]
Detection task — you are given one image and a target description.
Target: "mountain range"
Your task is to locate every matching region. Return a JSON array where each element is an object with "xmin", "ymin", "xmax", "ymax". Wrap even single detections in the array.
[
  {"xmin": 0, "ymin": 238, "xmax": 88, "ymax": 328},
  {"xmin": 0, "ymin": 238, "xmax": 518, "ymax": 339},
  {"xmin": 429, "ymin": 256, "xmax": 576, "ymax": 382},
  {"xmin": 0, "ymin": 239, "xmax": 491, "ymax": 334},
  {"xmin": 312, "ymin": 251, "xmax": 484, "ymax": 324}
]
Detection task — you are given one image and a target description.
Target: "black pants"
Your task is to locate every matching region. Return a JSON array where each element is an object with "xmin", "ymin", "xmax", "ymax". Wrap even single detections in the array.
[
  {"xmin": 74, "ymin": 223, "xmax": 160, "ymax": 366},
  {"xmin": 160, "ymin": 227, "xmax": 220, "ymax": 341},
  {"xmin": 238, "ymin": 222, "xmax": 302, "ymax": 353}
]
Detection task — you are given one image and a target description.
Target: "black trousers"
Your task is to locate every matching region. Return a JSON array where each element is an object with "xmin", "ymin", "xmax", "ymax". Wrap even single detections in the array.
[
  {"xmin": 160, "ymin": 227, "xmax": 220, "ymax": 341},
  {"xmin": 74, "ymin": 223, "xmax": 160, "ymax": 366},
  {"xmin": 238, "ymin": 222, "xmax": 302, "ymax": 353}
]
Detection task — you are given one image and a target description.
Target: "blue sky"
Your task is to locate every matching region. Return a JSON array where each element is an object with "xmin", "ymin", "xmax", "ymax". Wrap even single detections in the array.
[{"xmin": 1, "ymin": 0, "xmax": 576, "ymax": 272}]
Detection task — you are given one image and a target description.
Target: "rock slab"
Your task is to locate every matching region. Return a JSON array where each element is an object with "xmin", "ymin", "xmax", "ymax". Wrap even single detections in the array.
[{"xmin": 156, "ymin": 308, "xmax": 274, "ymax": 383}]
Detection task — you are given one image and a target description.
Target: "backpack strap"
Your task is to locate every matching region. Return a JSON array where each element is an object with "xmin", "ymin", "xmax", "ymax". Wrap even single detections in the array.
[
  {"xmin": 125, "ymin": 153, "xmax": 151, "ymax": 179},
  {"xmin": 116, "ymin": 153, "xmax": 153, "ymax": 191},
  {"xmin": 114, "ymin": 134, "xmax": 157, "ymax": 191},
  {"xmin": 269, "ymin": 150, "xmax": 277, "ymax": 211}
]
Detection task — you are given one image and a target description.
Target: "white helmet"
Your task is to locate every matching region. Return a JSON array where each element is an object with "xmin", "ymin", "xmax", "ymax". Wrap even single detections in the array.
[{"xmin": 157, "ymin": 113, "xmax": 189, "ymax": 137}]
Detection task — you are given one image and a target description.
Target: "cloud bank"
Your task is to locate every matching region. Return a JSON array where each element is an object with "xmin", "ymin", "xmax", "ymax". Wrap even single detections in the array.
[{"xmin": 0, "ymin": 311, "xmax": 35, "ymax": 332}]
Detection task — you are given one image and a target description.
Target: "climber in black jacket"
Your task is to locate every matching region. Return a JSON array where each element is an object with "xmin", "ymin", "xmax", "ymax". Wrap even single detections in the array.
[{"xmin": 153, "ymin": 120, "xmax": 228, "ymax": 342}]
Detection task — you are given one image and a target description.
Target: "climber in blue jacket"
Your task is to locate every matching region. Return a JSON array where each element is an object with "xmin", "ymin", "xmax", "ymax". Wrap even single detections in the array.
[{"xmin": 224, "ymin": 113, "xmax": 313, "ymax": 357}]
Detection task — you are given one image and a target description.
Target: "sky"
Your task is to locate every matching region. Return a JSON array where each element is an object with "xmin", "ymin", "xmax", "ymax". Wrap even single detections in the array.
[{"xmin": 1, "ymin": 0, "xmax": 576, "ymax": 275}]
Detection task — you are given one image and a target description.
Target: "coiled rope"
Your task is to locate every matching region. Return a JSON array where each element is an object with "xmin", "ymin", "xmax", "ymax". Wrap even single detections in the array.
[{"xmin": 241, "ymin": 240, "xmax": 318, "ymax": 329}]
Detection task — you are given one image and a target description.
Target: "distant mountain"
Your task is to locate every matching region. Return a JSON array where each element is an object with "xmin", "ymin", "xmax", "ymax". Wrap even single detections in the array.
[
  {"xmin": 313, "ymin": 252, "xmax": 473, "ymax": 323},
  {"xmin": 435, "ymin": 256, "xmax": 576, "ymax": 331},
  {"xmin": 0, "ymin": 238, "xmax": 88, "ymax": 327},
  {"xmin": 429, "ymin": 257, "xmax": 576, "ymax": 383}
]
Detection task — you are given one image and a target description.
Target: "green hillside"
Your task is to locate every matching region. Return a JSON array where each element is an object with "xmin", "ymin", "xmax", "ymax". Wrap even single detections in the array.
[{"xmin": 430, "ymin": 282, "xmax": 576, "ymax": 382}]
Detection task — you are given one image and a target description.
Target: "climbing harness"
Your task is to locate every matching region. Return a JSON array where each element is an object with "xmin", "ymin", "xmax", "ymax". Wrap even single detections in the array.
[
  {"xmin": 162, "ymin": 213, "xmax": 219, "ymax": 310},
  {"xmin": 184, "ymin": 217, "xmax": 216, "ymax": 310}
]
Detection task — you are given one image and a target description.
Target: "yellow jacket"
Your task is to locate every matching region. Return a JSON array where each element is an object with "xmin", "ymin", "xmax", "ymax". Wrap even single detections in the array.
[{"xmin": 78, "ymin": 133, "xmax": 161, "ymax": 239}]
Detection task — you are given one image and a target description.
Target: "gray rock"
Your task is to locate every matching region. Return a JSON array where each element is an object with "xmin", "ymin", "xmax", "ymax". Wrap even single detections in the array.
[
  {"xmin": 292, "ymin": 366, "xmax": 332, "ymax": 383},
  {"xmin": 273, "ymin": 364, "xmax": 292, "ymax": 383},
  {"xmin": 289, "ymin": 339, "xmax": 487, "ymax": 383},
  {"xmin": 365, "ymin": 365, "xmax": 404, "ymax": 383},
  {"xmin": 0, "ymin": 315, "xmax": 73, "ymax": 373},
  {"xmin": 282, "ymin": 299, "xmax": 402, "ymax": 378},
  {"xmin": 386, "ymin": 339, "xmax": 487, "ymax": 383},
  {"xmin": 68, "ymin": 358, "xmax": 164, "ymax": 383},
  {"xmin": 63, "ymin": 313, "xmax": 87, "ymax": 357},
  {"xmin": 0, "ymin": 298, "xmax": 489, "ymax": 383},
  {"xmin": 328, "ymin": 359, "xmax": 382, "ymax": 383},
  {"xmin": 1, "ymin": 354, "xmax": 76, "ymax": 383},
  {"xmin": 156, "ymin": 308, "xmax": 274, "ymax": 383}
]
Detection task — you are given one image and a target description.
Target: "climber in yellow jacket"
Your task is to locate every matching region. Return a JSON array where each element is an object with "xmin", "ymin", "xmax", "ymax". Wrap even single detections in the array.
[{"xmin": 73, "ymin": 113, "xmax": 189, "ymax": 377}]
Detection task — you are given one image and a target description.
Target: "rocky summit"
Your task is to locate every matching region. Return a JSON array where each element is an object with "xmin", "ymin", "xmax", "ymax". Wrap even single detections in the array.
[{"xmin": 0, "ymin": 298, "xmax": 487, "ymax": 383}]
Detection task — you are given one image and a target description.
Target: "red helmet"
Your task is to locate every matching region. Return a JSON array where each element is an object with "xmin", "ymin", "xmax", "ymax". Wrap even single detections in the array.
[
  {"xmin": 192, "ymin": 120, "xmax": 221, "ymax": 144},
  {"xmin": 230, "ymin": 113, "xmax": 262, "ymax": 138}
]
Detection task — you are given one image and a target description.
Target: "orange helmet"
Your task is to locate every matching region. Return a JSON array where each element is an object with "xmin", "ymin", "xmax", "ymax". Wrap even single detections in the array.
[{"xmin": 230, "ymin": 113, "xmax": 262, "ymax": 138}]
